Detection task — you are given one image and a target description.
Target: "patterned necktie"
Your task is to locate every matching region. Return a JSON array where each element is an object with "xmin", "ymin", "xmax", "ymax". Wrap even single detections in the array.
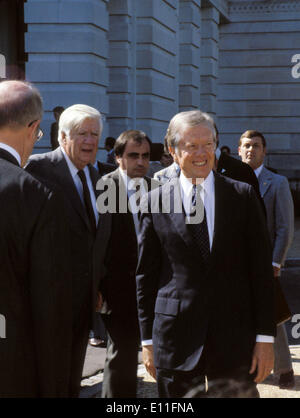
[
  {"xmin": 189, "ymin": 184, "xmax": 210, "ymax": 265},
  {"xmin": 77, "ymin": 169, "xmax": 97, "ymax": 236}
]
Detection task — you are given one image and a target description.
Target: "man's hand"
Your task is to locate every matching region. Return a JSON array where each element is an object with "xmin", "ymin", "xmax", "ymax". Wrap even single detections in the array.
[
  {"xmin": 273, "ymin": 265, "xmax": 281, "ymax": 277},
  {"xmin": 249, "ymin": 342, "xmax": 274, "ymax": 383},
  {"xmin": 142, "ymin": 345, "xmax": 156, "ymax": 380},
  {"xmin": 96, "ymin": 292, "xmax": 103, "ymax": 312}
]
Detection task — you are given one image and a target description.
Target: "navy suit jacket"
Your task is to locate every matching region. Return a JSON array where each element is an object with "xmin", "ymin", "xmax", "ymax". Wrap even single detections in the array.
[{"xmin": 136, "ymin": 172, "xmax": 275, "ymax": 375}]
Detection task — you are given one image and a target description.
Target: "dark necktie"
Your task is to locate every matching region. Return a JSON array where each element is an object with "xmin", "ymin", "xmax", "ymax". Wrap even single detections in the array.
[
  {"xmin": 128, "ymin": 181, "xmax": 142, "ymax": 235},
  {"xmin": 189, "ymin": 184, "xmax": 210, "ymax": 265},
  {"xmin": 77, "ymin": 169, "xmax": 97, "ymax": 235}
]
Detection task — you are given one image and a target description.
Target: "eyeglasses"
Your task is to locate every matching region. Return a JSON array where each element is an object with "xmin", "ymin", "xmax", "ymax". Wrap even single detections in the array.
[
  {"xmin": 28, "ymin": 120, "xmax": 44, "ymax": 142},
  {"xmin": 36, "ymin": 128, "xmax": 44, "ymax": 142}
]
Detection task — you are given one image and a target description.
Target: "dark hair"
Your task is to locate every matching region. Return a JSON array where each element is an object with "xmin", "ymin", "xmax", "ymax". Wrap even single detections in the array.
[
  {"xmin": 53, "ymin": 106, "xmax": 64, "ymax": 113},
  {"xmin": 105, "ymin": 136, "xmax": 116, "ymax": 150},
  {"xmin": 114, "ymin": 130, "xmax": 152, "ymax": 157},
  {"xmin": 150, "ymin": 143, "xmax": 164, "ymax": 161},
  {"xmin": 220, "ymin": 145, "xmax": 230, "ymax": 154},
  {"xmin": 213, "ymin": 122, "xmax": 220, "ymax": 147},
  {"xmin": 239, "ymin": 130, "xmax": 266, "ymax": 148}
]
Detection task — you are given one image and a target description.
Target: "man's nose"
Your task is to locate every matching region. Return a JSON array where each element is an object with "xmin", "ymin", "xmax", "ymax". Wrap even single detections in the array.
[
  {"xmin": 84, "ymin": 134, "xmax": 97, "ymax": 143},
  {"xmin": 137, "ymin": 157, "xmax": 145, "ymax": 165},
  {"xmin": 195, "ymin": 145, "xmax": 206, "ymax": 155}
]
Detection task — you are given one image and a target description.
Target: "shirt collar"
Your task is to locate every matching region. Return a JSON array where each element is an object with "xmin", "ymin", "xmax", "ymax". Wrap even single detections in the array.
[
  {"xmin": 254, "ymin": 164, "xmax": 264, "ymax": 178},
  {"xmin": 215, "ymin": 148, "xmax": 221, "ymax": 160},
  {"xmin": 118, "ymin": 167, "xmax": 132, "ymax": 187},
  {"xmin": 0, "ymin": 143, "xmax": 21, "ymax": 166},
  {"xmin": 179, "ymin": 169, "xmax": 214, "ymax": 196},
  {"xmin": 60, "ymin": 146, "xmax": 89, "ymax": 178},
  {"xmin": 118, "ymin": 167, "xmax": 147, "ymax": 194}
]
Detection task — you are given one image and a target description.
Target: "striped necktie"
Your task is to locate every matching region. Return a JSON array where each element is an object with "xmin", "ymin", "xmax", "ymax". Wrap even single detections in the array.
[{"xmin": 189, "ymin": 184, "xmax": 210, "ymax": 265}]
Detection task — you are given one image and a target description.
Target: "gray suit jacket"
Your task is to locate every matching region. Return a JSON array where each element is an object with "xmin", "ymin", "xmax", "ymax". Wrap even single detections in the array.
[
  {"xmin": 258, "ymin": 166, "xmax": 294, "ymax": 266},
  {"xmin": 153, "ymin": 161, "xmax": 179, "ymax": 184}
]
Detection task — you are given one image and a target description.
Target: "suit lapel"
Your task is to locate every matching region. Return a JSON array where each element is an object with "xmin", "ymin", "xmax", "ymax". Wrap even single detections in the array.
[
  {"xmin": 209, "ymin": 173, "xmax": 228, "ymax": 263},
  {"xmin": 165, "ymin": 178, "xmax": 196, "ymax": 251},
  {"xmin": 0, "ymin": 148, "xmax": 20, "ymax": 166},
  {"xmin": 167, "ymin": 173, "xmax": 228, "ymax": 267},
  {"xmin": 258, "ymin": 167, "xmax": 272, "ymax": 198},
  {"xmin": 51, "ymin": 148, "xmax": 91, "ymax": 230}
]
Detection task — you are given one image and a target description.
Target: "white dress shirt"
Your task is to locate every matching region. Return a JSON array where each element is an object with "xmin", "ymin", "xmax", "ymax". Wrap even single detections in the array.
[
  {"xmin": 254, "ymin": 164, "xmax": 264, "ymax": 179},
  {"xmin": 118, "ymin": 168, "xmax": 148, "ymax": 198},
  {"xmin": 0, "ymin": 143, "xmax": 21, "ymax": 166},
  {"xmin": 118, "ymin": 167, "xmax": 148, "ymax": 234},
  {"xmin": 60, "ymin": 147, "xmax": 99, "ymax": 225},
  {"xmin": 180, "ymin": 170, "xmax": 215, "ymax": 250}
]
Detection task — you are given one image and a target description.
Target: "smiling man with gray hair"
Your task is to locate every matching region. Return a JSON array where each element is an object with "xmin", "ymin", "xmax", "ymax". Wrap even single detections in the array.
[
  {"xmin": 26, "ymin": 103, "xmax": 112, "ymax": 397},
  {"xmin": 136, "ymin": 109, "xmax": 276, "ymax": 398}
]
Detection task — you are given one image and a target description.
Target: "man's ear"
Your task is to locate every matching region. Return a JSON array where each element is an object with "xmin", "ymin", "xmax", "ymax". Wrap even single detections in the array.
[
  {"xmin": 61, "ymin": 131, "xmax": 67, "ymax": 144},
  {"xmin": 116, "ymin": 156, "xmax": 122, "ymax": 167},
  {"xmin": 238, "ymin": 146, "xmax": 242, "ymax": 157},
  {"xmin": 28, "ymin": 119, "xmax": 40, "ymax": 138},
  {"xmin": 169, "ymin": 146, "xmax": 178, "ymax": 164}
]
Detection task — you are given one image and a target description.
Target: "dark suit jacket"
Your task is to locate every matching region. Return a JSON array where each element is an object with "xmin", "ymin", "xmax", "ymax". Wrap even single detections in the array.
[
  {"xmin": 217, "ymin": 152, "xmax": 260, "ymax": 195},
  {"xmin": 100, "ymin": 168, "xmax": 159, "ymax": 316},
  {"xmin": 50, "ymin": 122, "xmax": 59, "ymax": 150},
  {"xmin": 26, "ymin": 148, "xmax": 111, "ymax": 320},
  {"xmin": 136, "ymin": 173, "xmax": 275, "ymax": 376},
  {"xmin": 0, "ymin": 149, "xmax": 72, "ymax": 397},
  {"xmin": 217, "ymin": 152, "xmax": 266, "ymax": 216},
  {"xmin": 96, "ymin": 160, "xmax": 116, "ymax": 177}
]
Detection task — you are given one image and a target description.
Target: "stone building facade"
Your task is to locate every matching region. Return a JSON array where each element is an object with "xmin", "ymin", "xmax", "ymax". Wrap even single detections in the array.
[{"xmin": 1, "ymin": 0, "xmax": 300, "ymax": 184}]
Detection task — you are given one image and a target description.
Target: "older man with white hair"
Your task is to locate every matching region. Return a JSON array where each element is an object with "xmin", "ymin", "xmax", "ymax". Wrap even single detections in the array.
[{"xmin": 26, "ymin": 104, "xmax": 112, "ymax": 397}]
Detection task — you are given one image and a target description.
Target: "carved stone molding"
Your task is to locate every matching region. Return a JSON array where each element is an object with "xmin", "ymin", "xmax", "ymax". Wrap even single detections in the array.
[{"xmin": 229, "ymin": 0, "xmax": 300, "ymax": 14}]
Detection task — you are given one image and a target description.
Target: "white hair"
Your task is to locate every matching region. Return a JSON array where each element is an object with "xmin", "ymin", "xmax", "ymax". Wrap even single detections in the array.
[{"xmin": 58, "ymin": 104, "xmax": 103, "ymax": 144}]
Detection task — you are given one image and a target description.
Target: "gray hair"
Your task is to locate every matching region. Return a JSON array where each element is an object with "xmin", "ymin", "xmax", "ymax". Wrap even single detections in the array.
[
  {"xmin": 165, "ymin": 110, "xmax": 217, "ymax": 151},
  {"xmin": 0, "ymin": 80, "xmax": 43, "ymax": 130},
  {"xmin": 58, "ymin": 104, "xmax": 103, "ymax": 144}
]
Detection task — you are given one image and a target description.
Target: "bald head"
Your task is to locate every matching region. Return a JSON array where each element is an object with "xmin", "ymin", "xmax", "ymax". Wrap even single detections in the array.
[
  {"xmin": 0, "ymin": 80, "xmax": 43, "ymax": 167},
  {"xmin": 0, "ymin": 80, "xmax": 43, "ymax": 130}
]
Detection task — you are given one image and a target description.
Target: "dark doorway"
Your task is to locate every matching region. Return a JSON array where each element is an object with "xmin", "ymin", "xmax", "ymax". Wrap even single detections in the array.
[{"xmin": 0, "ymin": 0, "xmax": 26, "ymax": 80}]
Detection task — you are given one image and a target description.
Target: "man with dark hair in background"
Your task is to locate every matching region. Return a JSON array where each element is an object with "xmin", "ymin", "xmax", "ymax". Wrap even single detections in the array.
[
  {"xmin": 50, "ymin": 105, "xmax": 64, "ymax": 150},
  {"xmin": 239, "ymin": 129, "xmax": 295, "ymax": 390},
  {"xmin": 105, "ymin": 136, "xmax": 116, "ymax": 164},
  {"xmin": 100, "ymin": 130, "xmax": 159, "ymax": 397}
]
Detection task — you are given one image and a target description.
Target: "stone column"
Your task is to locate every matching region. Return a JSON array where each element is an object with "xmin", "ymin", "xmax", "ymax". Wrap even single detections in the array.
[
  {"xmin": 107, "ymin": 0, "xmax": 136, "ymax": 138},
  {"xmin": 178, "ymin": 0, "xmax": 202, "ymax": 111},
  {"xmin": 24, "ymin": 0, "xmax": 110, "ymax": 150},
  {"xmin": 135, "ymin": 0, "xmax": 179, "ymax": 141},
  {"xmin": 200, "ymin": 5, "xmax": 219, "ymax": 119}
]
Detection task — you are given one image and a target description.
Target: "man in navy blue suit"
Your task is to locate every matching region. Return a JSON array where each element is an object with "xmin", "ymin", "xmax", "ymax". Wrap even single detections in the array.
[{"xmin": 136, "ymin": 110, "xmax": 276, "ymax": 398}]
